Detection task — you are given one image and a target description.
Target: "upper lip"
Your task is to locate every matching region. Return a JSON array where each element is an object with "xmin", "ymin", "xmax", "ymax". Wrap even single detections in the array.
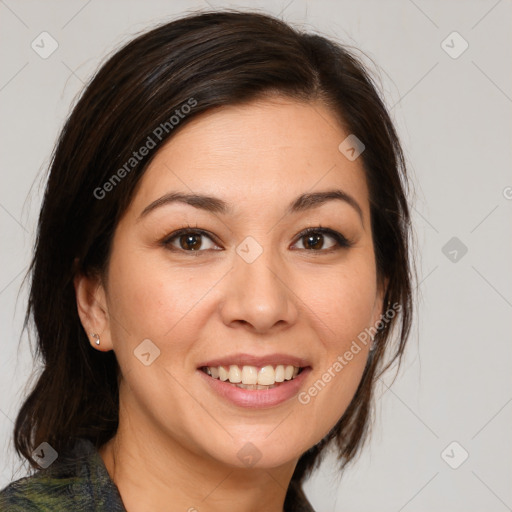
[{"xmin": 197, "ymin": 353, "xmax": 311, "ymax": 369}]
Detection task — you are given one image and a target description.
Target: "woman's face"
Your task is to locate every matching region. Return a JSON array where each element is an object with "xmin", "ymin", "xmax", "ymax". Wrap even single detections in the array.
[{"xmin": 85, "ymin": 96, "xmax": 385, "ymax": 469}]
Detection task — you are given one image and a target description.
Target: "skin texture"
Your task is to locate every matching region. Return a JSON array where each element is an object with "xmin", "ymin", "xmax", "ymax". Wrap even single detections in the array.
[{"xmin": 74, "ymin": 96, "xmax": 385, "ymax": 512}]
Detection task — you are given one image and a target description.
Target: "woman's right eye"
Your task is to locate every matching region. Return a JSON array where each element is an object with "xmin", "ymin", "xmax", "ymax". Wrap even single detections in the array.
[{"xmin": 162, "ymin": 229, "xmax": 220, "ymax": 253}]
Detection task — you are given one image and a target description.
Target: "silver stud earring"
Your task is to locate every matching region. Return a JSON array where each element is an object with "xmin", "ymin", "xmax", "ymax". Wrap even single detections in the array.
[{"xmin": 91, "ymin": 333, "xmax": 100, "ymax": 345}]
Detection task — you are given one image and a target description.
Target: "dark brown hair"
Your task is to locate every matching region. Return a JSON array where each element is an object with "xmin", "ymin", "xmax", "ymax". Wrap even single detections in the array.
[{"xmin": 14, "ymin": 9, "xmax": 414, "ymax": 508}]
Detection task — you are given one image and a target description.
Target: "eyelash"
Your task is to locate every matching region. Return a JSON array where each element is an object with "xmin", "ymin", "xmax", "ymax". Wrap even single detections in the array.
[{"xmin": 160, "ymin": 224, "xmax": 353, "ymax": 255}]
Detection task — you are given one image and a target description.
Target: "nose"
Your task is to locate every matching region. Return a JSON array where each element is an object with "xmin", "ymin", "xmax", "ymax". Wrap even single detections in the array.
[{"xmin": 219, "ymin": 244, "xmax": 299, "ymax": 334}]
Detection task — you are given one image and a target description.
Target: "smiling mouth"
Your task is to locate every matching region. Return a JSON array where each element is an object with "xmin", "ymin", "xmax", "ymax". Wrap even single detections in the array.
[{"xmin": 199, "ymin": 364, "xmax": 306, "ymax": 390}]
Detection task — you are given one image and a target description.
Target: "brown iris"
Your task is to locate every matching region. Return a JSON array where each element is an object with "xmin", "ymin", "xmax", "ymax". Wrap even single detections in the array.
[{"xmin": 179, "ymin": 233, "xmax": 203, "ymax": 251}]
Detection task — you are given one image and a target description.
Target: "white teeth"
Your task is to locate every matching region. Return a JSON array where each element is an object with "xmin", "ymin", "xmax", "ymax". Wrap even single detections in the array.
[
  {"xmin": 257, "ymin": 365, "xmax": 275, "ymax": 385},
  {"xmin": 228, "ymin": 365, "xmax": 242, "ymax": 383},
  {"xmin": 284, "ymin": 365, "xmax": 294, "ymax": 380},
  {"xmin": 241, "ymin": 365, "xmax": 258, "ymax": 385},
  {"xmin": 203, "ymin": 364, "xmax": 302, "ymax": 385}
]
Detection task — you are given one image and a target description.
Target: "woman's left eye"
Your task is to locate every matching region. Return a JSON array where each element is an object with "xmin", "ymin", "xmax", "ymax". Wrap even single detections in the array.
[
  {"xmin": 161, "ymin": 226, "xmax": 351, "ymax": 254},
  {"xmin": 292, "ymin": 227, "xmax": 352, "ymax": 252}
]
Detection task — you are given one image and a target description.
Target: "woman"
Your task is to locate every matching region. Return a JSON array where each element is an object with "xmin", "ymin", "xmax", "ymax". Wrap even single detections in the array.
[{"xmin": 0, "ymin": 9, "xmax": 413, "ymax": 512}]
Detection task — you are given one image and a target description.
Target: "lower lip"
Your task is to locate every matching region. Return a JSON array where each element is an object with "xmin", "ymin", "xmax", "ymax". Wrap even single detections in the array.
[{"xmin": 197, "ymin": 367, "xmax": 312, "ymax": 409}]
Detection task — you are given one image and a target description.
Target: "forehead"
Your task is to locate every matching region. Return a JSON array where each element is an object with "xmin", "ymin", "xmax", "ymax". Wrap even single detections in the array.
[{"xmin": 128, "ymin": 97, "xmax": 370, "ymax": 221}]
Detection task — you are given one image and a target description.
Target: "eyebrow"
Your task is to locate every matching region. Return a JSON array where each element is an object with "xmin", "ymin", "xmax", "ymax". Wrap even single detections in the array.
[{"xmin": 138, "ymin": 189, "xmax": 364, "ymax": 223}]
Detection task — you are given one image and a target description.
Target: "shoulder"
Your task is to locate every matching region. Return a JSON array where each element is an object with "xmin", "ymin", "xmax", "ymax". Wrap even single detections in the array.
[
  {"xmin": 0, "ymin": 466, "xmax": 80, "ymax": 511},
  {"xmin": 0, "ymin": 438, "xmax": 125, "ymax": 512}
]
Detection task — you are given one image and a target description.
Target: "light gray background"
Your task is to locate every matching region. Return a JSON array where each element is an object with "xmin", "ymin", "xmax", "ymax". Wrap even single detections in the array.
[{"xmin": 1, "ymin": 1, "xmax": 511, "ymax": 510}]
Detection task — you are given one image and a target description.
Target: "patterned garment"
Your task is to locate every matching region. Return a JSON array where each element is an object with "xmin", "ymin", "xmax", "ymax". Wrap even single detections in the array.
[
  {"xmin": 0, "ymin": 438, "xmax": 126, "ymax": 511},
  {"xmin": 0, "ymin": 438, "xmax": 316, "ymax": 511}
]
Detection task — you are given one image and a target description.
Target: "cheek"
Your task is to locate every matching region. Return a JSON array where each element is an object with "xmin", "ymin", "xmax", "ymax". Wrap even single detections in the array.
[
  {"xmin": 304, "ymin": 256, "xmax": 378, "ymax": 345},
  {"xmin": 293, "ymin": 259, "xmax": 377, "ymax": 441},
  {"xmin": 107, "ymin": 249, "xmax": 218, "ymax": 340}
]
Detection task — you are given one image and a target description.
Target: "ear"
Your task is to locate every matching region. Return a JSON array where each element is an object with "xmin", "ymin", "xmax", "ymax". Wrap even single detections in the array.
[{"xmin": 74, "ymin": 270, "xmax": 113, "ymax": 352}]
